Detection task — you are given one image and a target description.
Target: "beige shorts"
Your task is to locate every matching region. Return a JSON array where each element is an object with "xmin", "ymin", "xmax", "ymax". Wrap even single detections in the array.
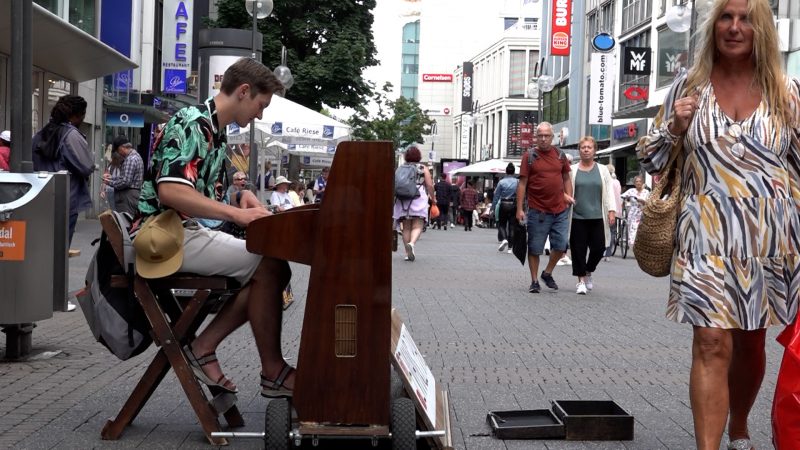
[{"xmin": 180, "ymin": 223, "xmax": 261, "ymax": 284}]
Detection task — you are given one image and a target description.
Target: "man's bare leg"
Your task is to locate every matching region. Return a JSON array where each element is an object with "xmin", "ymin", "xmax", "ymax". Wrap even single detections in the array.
[
  {"xmin": 249, "ymin": 257, "xmax": 294, "ymax": 389},
  {"xmin": 544, "ymin": 250, "xmax": 563, "ymax": 275}
]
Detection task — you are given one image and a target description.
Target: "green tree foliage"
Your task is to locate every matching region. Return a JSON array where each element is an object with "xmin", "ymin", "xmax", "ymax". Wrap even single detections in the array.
[
  {"xmin": 348, "ymin": 83, "xmax": 434, "ymax": 151},
  {"xmin": 208, "ymin": 0, "xmax": 378, "ymax": 111}
]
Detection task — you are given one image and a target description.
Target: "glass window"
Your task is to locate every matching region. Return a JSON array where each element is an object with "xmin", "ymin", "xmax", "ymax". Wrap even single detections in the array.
[
  {"xmin": 402, "ymin": 54, "xmax": 419, "ymax": 75},
  {"xmin": 542, "ymin": 81, "xmax": 568, "ymax": 125},
  {"xmin": 621, "ymin": 0, "xmax": 652, "ymax": 33},
  {"xmin": 34, "ymin": 0, "xmax": 62, "ymax": 16},
  {"xmin": 528, "ymin": 50, "xmax": 539, "ymax": 84},
  {"xmin": 601, "ymin": 1, "xmax": 614, "ymax": 32},
  {"xmin": 656, "ymin": 26, "xmax": 689, "ymax": 88},
  {"xmin": 619, "ymin": 31, "xmax": 651, "ymax": 110},
  {"xmin": 402, "ymin": 21, "xmax": 420, "ymax": 43},
  {"xmin": 509, "ymin": 50, "xmax": 526, "ymax": 97},
  {"xmin": 504, "ymin": 18, "xmax": 518, "ymax": 30},
  {"xmin": 401, "ymin": 87, "xmax": 417, "ymax": 101},
  {"xmin": 506, "ymin": 110, "xmax": 537, "ymax": 158},
  {"xmin": 69, "ymin": 0, "xmax": 96, "ymax": 35},
  {"xmin": 32, "ymin": 70, "xmax": 44, "ymax": 133}
]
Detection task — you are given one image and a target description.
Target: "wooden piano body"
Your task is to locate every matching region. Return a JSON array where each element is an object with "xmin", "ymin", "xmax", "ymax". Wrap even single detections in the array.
[{"xmin": 246, "ymin": 141, "xmax": 394, "ymax": 432}]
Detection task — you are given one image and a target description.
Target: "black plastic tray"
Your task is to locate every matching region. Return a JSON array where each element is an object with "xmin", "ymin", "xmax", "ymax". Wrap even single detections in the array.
[
  {"xmin": 551, "ymin": 400, "xmax": 634, "ymax": 441},
  {"xmin": 486, "ymin": 409, "xmax": 565, "ymax": 439}
]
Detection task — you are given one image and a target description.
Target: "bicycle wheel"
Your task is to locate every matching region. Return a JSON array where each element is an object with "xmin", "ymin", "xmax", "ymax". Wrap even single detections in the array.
[
  {"xmin": 609, "ymin": 222, "xmax": 619, "ymax": 256},
  {"xmin": 620, "ymin": 222, "xmax": 629, "ymax": 259}
]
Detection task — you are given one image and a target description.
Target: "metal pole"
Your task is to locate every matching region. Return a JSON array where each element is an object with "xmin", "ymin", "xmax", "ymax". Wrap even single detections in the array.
[
  {"xmin": 249, "ymin": 11, "xmax": 258, "ymax": 185},
  {"xmin": 10, "ymin": 0, "xmax": 32, "ymax": 173}
]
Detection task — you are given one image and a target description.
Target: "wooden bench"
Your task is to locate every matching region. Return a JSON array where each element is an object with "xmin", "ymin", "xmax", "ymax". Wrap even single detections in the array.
[{"xmin": 97, "ymin": 211, "xmax": 244, "ymax": 445}]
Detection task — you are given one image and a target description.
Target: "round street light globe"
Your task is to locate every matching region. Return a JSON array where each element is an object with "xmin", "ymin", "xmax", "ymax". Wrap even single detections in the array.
[
  {"xmin": 538, "ymin": 75, "xmax": 554, "ymax": 93},
  {"xmin": 274, "ymin": 65, "xmax": 294, "ymax": 89},
  {"xmin": 475, "ymin": 114, "xmax": 486, "ymax": 126},
  {"xmin": 526, "ymin": 82, "xmax": 539, "ymax": 98},
  {"xmin": 246, "ymin": 0, "xmax": 274, "ymax": 19}
]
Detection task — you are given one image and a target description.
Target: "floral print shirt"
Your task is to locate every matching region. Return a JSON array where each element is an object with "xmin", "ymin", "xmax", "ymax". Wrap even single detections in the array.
[{"xmin": 138, "ymin": 98, "xmax": 228, "ymax": 218}]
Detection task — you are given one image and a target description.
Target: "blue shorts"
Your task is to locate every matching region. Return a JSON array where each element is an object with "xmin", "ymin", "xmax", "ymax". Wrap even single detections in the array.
[{"xmin": 526, "ymin": 208, "xmax": 570, "ymax": 255}]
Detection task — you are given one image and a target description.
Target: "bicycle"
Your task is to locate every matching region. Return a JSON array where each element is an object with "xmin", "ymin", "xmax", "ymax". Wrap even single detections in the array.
[{"xmin": 611, "ymin": 200, "xmax": 630, "ymax": 259}]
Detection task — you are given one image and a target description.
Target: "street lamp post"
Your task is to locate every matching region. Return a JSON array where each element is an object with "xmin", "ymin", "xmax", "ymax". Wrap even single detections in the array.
[{"xmin": 245, "ymin": 0, "xmax": 273, "ymax": 184}]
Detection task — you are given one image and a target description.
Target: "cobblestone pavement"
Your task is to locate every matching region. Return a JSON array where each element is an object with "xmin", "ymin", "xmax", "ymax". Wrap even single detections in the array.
[{"xmin": 0, "ymin": 219, "xmax": 785, "ymax": 449}]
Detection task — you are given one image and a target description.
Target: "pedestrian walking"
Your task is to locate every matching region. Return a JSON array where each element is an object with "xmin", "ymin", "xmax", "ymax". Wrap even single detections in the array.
[
  {"xmin": 392, "ymin": 146, "xmax": 434, "ymax": 261},
  {"xmin": 604, "ymin": 164, "xmax": 622, "ymax": 260},
  {"xmin": 515, "ymin": 121, "xmax": 574, "ymax": 293},
  {"xmin": 433, "ymin": 173, "xmax": 450, "ymax": 230},
  {"xmin": 637, "ymin": 0, "xmax": 800, "ymax": 448},
  {"xmin": 449, "ymin": 177, "xmax": 461, "ymax": 228},
  {"xmin": 103, "ymin": 135, "xmax": 143, "ymax": 216},
  {"xmin": 568, "ymin": 137, "xmax": 616, "ymax": 295},
  {"xmin": 493, "ymin": 162, "xmax": 518, "ymax": 252},
  {"xmin": 620, "ymin": 175, "xmax": 649, "ymax": 247},
  {"xmin": 459, "ymin": 180, "xmax": 479, "ymax": 231}
]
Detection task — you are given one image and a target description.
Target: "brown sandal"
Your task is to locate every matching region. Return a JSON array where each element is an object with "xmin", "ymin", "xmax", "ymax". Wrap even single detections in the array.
[
  {"xmin": 183, "ymin": 344, "xmax": 238, "ymax": 393},
  {"xmin": 260, "ymin": 363, "xmax": 295, "ymax": 398}
]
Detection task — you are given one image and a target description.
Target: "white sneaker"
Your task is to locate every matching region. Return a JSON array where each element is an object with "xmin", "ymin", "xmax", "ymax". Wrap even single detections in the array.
[
  {"xmin": 405, "ymin": 242, "xmax": 416, "ymax": 261},
  {"xmin": 498, "ymin": 240, "xmax": 508, "ymax": 252},
  {"xmin": 557, "ymin": 256, "xmax": 572, "ymax": 266},
  {"xmin": 67, "ymin": 301, "xmax": 77, "ymax": 312},
  {"xmin": 449, "ymin": 222, "xmax": 455, "ymax": 229},
  {"xmin": 585, "ymin": 274, "xmax": 593, "ymax": 290},
  {"xmin": 576, "ymin": 281, "xmax": 587, "ymax": 295}
]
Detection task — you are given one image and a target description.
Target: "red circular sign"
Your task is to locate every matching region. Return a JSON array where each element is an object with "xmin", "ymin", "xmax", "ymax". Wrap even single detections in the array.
[{"xmin": 443, "ymin": 108, "xmax": 450, "ymax": 115}]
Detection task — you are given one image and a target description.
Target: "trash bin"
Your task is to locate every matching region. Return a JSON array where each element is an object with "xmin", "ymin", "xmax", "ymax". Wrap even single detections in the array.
[{"xmin": 0, "ymin": 171, "xmax": 69, "ymax": 358}]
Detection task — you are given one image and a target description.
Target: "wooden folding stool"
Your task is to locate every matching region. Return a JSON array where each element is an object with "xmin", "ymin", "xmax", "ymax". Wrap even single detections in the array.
[{"xmin": 97, "ymin": 212, "xmax": 244, "ymax": 445}]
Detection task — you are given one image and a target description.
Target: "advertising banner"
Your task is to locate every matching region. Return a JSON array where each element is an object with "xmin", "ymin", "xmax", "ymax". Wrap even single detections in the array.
[
  {"xmin": 207, "ymin": 55, "xmax": 242, "ymax": 97},
  {"xmin": 623, "ymin": 47, "xmax": 652, "ymax": 76},
  {"xmin": 461, "ymin": 62, "xmax": 473, "ymax": 112},
  {"xmin": 161, "ymin": 0, "xmax": 193, "ymax": 94},
  {"xmin": 550, "ymin": 0, "xmax": 572, "ymax": 56},
  {"xmin": 589, "ymin": 53, "xmax": 614, "ymax": 125}
]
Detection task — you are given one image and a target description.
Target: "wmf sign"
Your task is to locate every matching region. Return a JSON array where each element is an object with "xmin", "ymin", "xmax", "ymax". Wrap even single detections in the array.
[{"xmin": 623, "ymin": 47, "xmax": 651, "ymax": 76}]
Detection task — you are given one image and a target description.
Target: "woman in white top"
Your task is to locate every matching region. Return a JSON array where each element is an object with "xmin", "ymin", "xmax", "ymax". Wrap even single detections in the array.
[{"xmin": 269, "ymin": 176, "xmax": 294, "ymax": 211}]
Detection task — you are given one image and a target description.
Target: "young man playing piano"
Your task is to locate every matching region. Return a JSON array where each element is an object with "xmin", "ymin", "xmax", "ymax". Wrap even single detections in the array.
[{"xmin": 137, "ymin": 57, "xmax": 294, "ymax": 397}]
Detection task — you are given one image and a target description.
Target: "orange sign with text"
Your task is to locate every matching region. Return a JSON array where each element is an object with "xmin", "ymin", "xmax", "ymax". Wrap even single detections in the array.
[{"xmin": 0, "ymin": 221, "xmax": 26, "ymax": 261}]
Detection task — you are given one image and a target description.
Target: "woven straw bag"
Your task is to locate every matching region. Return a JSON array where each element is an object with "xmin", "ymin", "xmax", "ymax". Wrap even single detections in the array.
[{"xmin": 634, "ymin": 147, "xmax": 683, "ymax": 277}]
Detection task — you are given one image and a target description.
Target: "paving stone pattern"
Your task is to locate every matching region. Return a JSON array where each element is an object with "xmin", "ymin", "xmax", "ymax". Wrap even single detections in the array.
[{"xmin": 0, "ymin": 219, "xmax": 785, "ymax": 449}]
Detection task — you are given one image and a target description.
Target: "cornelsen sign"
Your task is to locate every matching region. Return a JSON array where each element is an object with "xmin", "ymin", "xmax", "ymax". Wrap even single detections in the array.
[
  {"xmin": 551, "ymin": 0, "xmax": 572, "ymax": 57},
  {"xmin": 423, "ymin": 74, "xmax": 453, "ymax": 82}
]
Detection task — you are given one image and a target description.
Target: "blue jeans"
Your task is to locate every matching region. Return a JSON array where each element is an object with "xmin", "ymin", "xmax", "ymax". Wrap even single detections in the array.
[{"xmin": 526, "ymin": 208, "xmax": 569, "ymax": 255}]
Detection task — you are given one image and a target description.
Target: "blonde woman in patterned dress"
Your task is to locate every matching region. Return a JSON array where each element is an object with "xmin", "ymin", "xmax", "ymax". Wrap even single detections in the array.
[{"xmin": 637, "ymin": 0, "xmax": 800, "ymax": 448}]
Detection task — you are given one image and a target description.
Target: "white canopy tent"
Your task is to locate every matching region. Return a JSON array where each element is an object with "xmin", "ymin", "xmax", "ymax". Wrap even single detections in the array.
[
  {"xmin": 226, "ymin": 95, "xmax": 351, "ymax": 202},
  {"xmin": 449, "ymin": 159, "xmax": 520, "ymax": 176},
  {"xmin": 227, "ymin": 94, "xmax": 351, "ymax": 157}
]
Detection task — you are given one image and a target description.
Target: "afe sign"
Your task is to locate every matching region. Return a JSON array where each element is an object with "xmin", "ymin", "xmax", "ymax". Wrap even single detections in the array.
[{"xmin": 551, "ymin": 0, "xmax": 572, "ymax": 56}]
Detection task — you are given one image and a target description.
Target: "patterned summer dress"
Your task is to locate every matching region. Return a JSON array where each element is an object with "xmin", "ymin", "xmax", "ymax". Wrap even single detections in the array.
[{"xmin": 639, "ymin": 73, "xmax": 800, "ymax": 330}]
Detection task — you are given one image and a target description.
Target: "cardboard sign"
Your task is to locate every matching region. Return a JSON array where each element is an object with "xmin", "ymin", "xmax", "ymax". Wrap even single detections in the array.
[
  {"xmin": 391, "ymin": 309, "xmax": 453, "ymax": 449},
  {"xmin": 0, "ymin": 220, "xmax": 26, "ymax": 261}
]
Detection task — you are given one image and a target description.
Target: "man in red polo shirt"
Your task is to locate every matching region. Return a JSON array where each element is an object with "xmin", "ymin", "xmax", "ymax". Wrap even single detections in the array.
[{"xmin": 515, "ymin": 122, "xmax": 574, "ymax": 293}]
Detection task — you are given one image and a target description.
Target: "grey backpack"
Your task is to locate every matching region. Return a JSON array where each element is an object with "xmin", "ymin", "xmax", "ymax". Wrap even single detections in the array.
[
  {"xmin": 76, "ymin": 211, "xmax": 152, "ymax": 360},
  {"xmin": 395, "ymin": 163, "xmax": 422, "ymax": 201}
]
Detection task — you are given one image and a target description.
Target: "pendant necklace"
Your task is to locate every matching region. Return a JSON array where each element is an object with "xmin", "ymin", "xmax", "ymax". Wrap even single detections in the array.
[{"xmin": 724, "ymin": 116, "xmax": 746, "ymax": 159}]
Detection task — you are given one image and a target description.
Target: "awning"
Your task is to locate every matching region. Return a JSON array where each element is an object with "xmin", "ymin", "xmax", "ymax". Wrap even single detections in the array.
[
  {"xmin": 0, "ymin": 2, "xmax": 137, "ymax": 82},
  {"xmin": 612, "ymin": 105, "xmax": 660, "ymax": 120},
  {"xmin": 596, "ymin": 141, "xmax": 637, "ymax": 156},
  {"xmin": 104, "ymin": 98, "xmax": 170, "ymax": 124}
]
